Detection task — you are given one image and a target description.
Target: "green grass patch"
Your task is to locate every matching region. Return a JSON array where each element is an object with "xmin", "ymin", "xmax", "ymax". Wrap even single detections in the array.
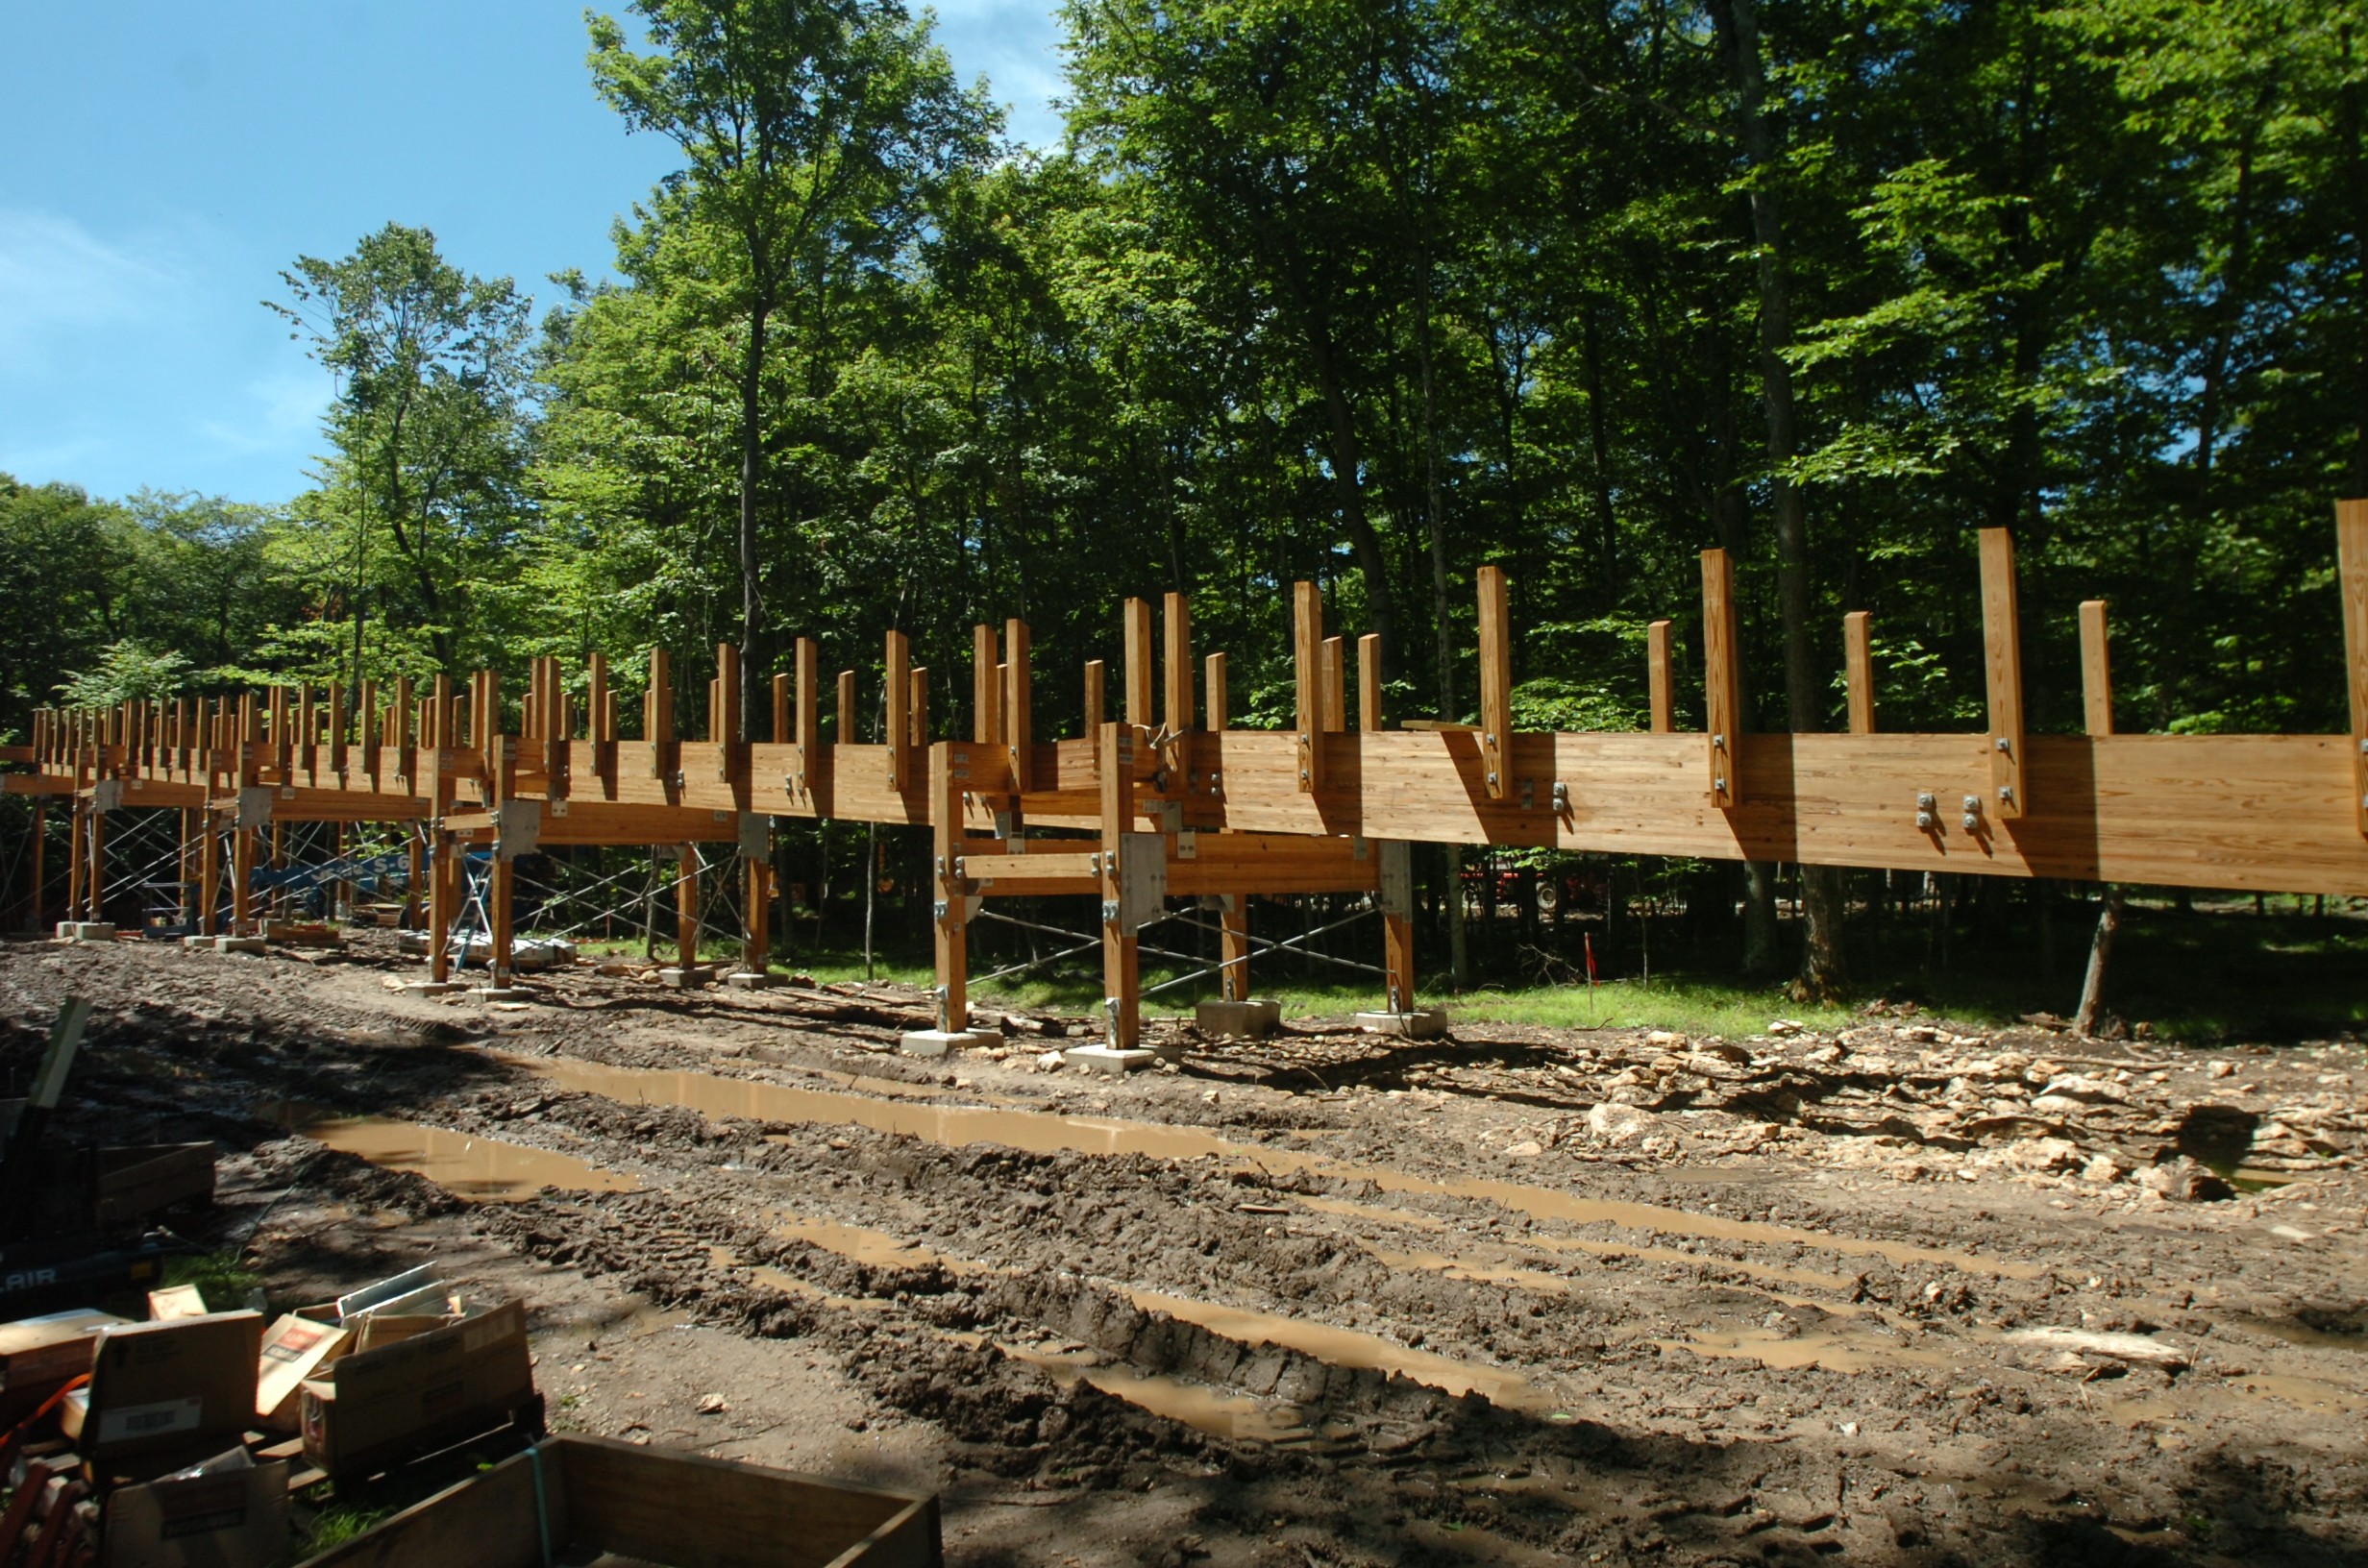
[{"xmin": 162, "ymin": 1249, "xmax": 259, "ymax": 1311}]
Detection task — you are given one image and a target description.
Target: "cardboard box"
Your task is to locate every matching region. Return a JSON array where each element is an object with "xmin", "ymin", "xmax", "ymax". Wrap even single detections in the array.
[
  {"xmin": 0, "ymin": 1308, "xmax": 127, "ymax": 1398},
  {"xmin": 300, "ymin": 1300, "xmax": 532, "ymax": 1480},
  {"xmin": 103, "ymin": 1446, "xmax": 288, "ymax": 1568},
  {"xmin": 74, "ymin": 1311, "xmax": 260, "ymax": 1461},
  {"xmin": 145, "ymin": 1286, "xmax": 207, "ymax": 1322},
  {"xmin": 255, "ymin": 1314, "xmax": 350, "ymax": 1432}
]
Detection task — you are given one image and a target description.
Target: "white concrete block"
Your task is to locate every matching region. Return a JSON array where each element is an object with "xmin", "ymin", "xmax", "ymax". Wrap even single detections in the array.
[
  {"xmin": 1354, "ymin": 1009, "xmax": 1449, "ymax": 1040},
  {"xmin": 1062, "ymin": 1044, "xmax": 1160, "ymax": 1076},
  {"xmin": 900, "ymin": 1028, "xmax": 1004, "ymax": 1058},
  {"xmin": 1195, "ymin": 998, "xmax": 1283, "ymax": 1039}
]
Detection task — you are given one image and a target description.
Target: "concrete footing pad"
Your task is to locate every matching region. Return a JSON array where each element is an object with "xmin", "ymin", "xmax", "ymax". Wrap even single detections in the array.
[
  {"xmin": 54, "ymin": 922, "xmax": 116, "ymax": 943},
  {"xmin": 1354, "ymin": 1009, "xmax": 1449, "ymax": 1039},
  {"xmin": 213, "ymin": 936, "xmax": 267, "ymax": 955},
  {"xmin": 899, "ymin": 1028, "xmax": 1003, "ymax": 1058},
  {"xmin": 1195, "ymin": 998, "xmax": 1282, "ymax": 1039},
  {"xmin": 467, "ymin": 986, "xmax": 533, "ymax": 1003},
  {"xmin": 1063, "ymin": 1044, "xmax": 1160, "ymax": 1076},
  {"xmin": 725, "ymin": 971, "xmax": 781, "ymax": 991},
  {"xmin": 401, "ymin": 981, "xmax": 465, "ymax": 995},
  {"xmin": 656, "ymin": 967, "xmax": 712, "ymax": 989},
  {"xmin": 181, "ymin": 935, "xmax": 215, "ymax": 949}
]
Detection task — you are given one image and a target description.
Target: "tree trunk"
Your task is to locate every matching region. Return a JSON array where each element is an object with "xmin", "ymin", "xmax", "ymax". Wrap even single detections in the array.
[
  {"xmin": 1741, "ymin": 860, "xmax": 1779, "ymax": 979},
  {"xmin": 1716, "ymin": 0, "xmax": 1845, "ymax": 1001},
  {"xmin": 2074, "ymin": 886, "xmax": 2124, "ymax": 1037},
  {"xmin": 737, "ymin": 297, "xmax": 771, "ymax": 737}
]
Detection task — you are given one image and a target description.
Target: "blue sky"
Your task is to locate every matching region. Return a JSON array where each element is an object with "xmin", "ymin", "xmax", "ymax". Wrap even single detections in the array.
[{"xmin": 0, "ymin": 1, "xmax": 1066, "ymax": 506}]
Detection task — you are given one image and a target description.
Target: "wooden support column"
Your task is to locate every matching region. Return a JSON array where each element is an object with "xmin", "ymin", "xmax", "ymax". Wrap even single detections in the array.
[
  {"xmin": 1979, "ymin": 527, "xmax": 2027, "ymax": 820},
  {"xmin": 429, "ymin": 830, "xmax": 457, "ymax": 983},
  {"xmin": 910, "ymin": 667, "xmax": 929, "ymax": 748},
  {"xmin": 930, "ymin": 743, "xmax": 969, "ymax": 1035},
  {"xmin": 1162, "ymin": 595, "xmax": 1193, "ymax": 736},
  {"xmin": 1002, "ymin": 620, "xmax": 1030, "ymax": 791},
  {"xmin": 1293, "ymin": 582, "xmax": 1322, "ymax": 793},
  {"xmin": 65, "ymin": 796, "xmax": 86, "ymax": 924},
  {"xmin": 196, "ymin": 806, "xmax": 217, "ymax": 937},
  {"xmin": 1358, "ymin": 634, "xmax": 1383, "ymax": 730},
  {"xmin": 744, "ymin": 852, "xmax": 771, "ymax": 976},
  {"xmin": 1123, "ymin": 599, "xmax": 1154, "ymax": 729},
  {"xmin": 1478, "ymin": 565, "xmax": 1512, "ymax": 800},
  {"xmin": 2080, "ymin": 600, "xmax": 2113, "ymax": 738},
  {"xmin": 1701, "ymin": 549, "xmax": 1740, "ymax": 808},
  {"xmin": 1321, "ymin": 636, "xmax": 1345, "ymax": 732},
  {"xmin": 677, "ymin": 845, "xmax": 699, "ymax": 972},
  {"xmin": 178, "ymin": 807, "xmax": 196, "ymax": 929},
  {"xmin": 646, "ymin": 649, "xmax": 675, "ymax": 788},
  {"xmin": 87, "ymin": 800, "xmax": 106, "ymax": 923},
  {"xmin": 1647, "ymin": 620, "xmax": 1674, "ymax": 733},
  {"xmin": 328, "ymin": 681, "xmax": 348, "ymax": 777},
  {"xmin": 1205, "ymin": 652, "xmax": 1228, "ymax": 732},
  {"xmin": 1384, "ymin": 905, "xmax": 1416, "ymax": 1017},
  {"xmin": 1843, "ymin": 611, "xmax": 1876, "ymax": 734},
  {"xmin": 837, "ymin": 671, "xmax": 858, "ymax": 745},
  {"xmin": 972, "ymin": 625, "xmax": 999, "ymax": 745},
  {"xmin": 715, "ymin": 643, "xmax": 743, "ymax": 783},
  {"xmin": 404, "ymin": 825, "xmax": 423, "ymax": 930},
  {"xmin": 792, "ymin": 638, "xmax": 820, "ymax": 802},
  {"xmin": 885, "ymin": 629, "xmax": 913, "ymax": 791},
  {"xmin": 1219, "ymin": 894, "xmax": 1249, "ymax": 1002},
  {"xmin": 2338, "ymin": 499, "xmax": 2368, "ymax": 833},
  {"xmin": 1083, "ymin": 659, "xmax": 1105, "ymax": 736},
  {"xmin": 771, "ymin": 670, "xmax": 790, "ymax": 745},
  {"xmin": 1099, "ymin": 722, "xmax": 1140, "ymax": 1046}
]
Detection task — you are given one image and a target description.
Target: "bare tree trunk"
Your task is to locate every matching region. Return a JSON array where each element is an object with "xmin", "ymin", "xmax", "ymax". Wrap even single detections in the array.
[
  {"xmin": 1716, "ymin": 0, "xmax": 1845, "ymax": 1000},
  {"xmin": 2074, "ymin": 886, "xmax": 2124, "ymax": 1037}
]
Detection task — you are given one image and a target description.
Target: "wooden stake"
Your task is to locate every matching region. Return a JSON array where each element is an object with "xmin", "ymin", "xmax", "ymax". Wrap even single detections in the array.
[
  {"xmin": 1205, "ymin": 652, "xmax": 1228, "ymax": 732},
  {"xmin": 1980, "ymin": 527, "xmax": 2027, "ymax": 821},
  {"xmin": 1478, "ymin": 565, "xmax": 1512, "ymax": 801},
  {"xmin": 1003, "ymin": 619, "xmax": 1031, "ymax": 791},
  {"xmin": 1701, "ymin": 549, "xmax": 1740, "ymax": 809},
  {"xmin": 1358, "ymin": 634, "xmax": 1383, "ymax": 731},
  {"xmin": 1294, "ymin": 581, "xmax": 1323, "ymax": 793},
  {"xmin": 1162, "ymin": 594, "xmax": 1193, "ymax": 734},
  {"xmin": 1843, "ymin": 611, "xmax": 1875, "ymax": 735},
  {"xmin": 2080, "ymin": 600, "xmax": 2113, "ymax": 737},
  {"xmin": 2338, "ymin": 499, "xmax": 2368, "ymax": 833}
]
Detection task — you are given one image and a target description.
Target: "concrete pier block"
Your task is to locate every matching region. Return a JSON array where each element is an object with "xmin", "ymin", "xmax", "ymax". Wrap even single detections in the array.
[
  {"xmin": 725, "ymin": 971, "xmax": 782, "ymax": 991},
  {"xmin": 213, "ymin": 936, "xmax": 267, "ymax": 955},
  {"xmin": 1062, "ymin": 1044, "xmax": 1160, "ymax": 1076},
  {"xmin": 899, "ymin": 1028, "xmax": 1003, "ymax": 1058},
  {"xmin": 1354, "ymin": 1009, "xmax": 1449, "ymax": 1040},
  {"xmin": 54, "ymin": 922, "xmax": 117, "ymax": 943}
]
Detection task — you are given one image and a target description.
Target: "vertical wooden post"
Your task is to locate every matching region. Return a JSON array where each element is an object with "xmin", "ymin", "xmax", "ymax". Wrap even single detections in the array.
[
  {"xmin": 909, "ymin": 667, "xmax": 929, "ymax": 748},
  {"xmin": 328, "ymin": 682, "xmax": 348, "ymax": 775},
  {"xmin": 885, "ymin": 630, "xmax": 912, "ymax": 791},
  {"xmin": 1321, "ymin": 636, "xmax": 1345, "ymax": 732},
  {"xmin": 744, "ymin": 852, "xmax": 771, "ymax": 977},
  {"xmin": 29, "ymin": 803, "xmax": 45, "ymax": 932},
  {"xmin": 677, "ymin": 845, "xmax": 700, "ymax": 973},
  {"xmin": 836, "ymin": 671, "xmax": 858, "ymax": 746},
  {"xmin": 485, "ymin": 852, "xmax": 514, "ymax": 990},
  {"xmin": 1477, "ymin": 565, "xmax": 1512, "ymax": 801},
  {"xmin": 769, "ymin": 669, "xmax": 789, "ymax": 745},
  {"xmin": 1099, "ymin": 722, "xmax": 1140, "ymax": 1047},
  {"xmin": 1205, "ymin": 652, "xmax": 1228, "ymax": 732},
  {"xmin": 930, "ymin": 743, "xmax": 969, "ymax": 1036},
  {"xmin": 1082, "ymin": 659, "xmax": 1105, "ymax": 737},
  {"xmin": 2080, "ymin": 600, "xmax": 2113, "ymax": 738},
  {"xmin": 1002, "ymin": 619, "xmax": 1030, "ymax": 791},
  {"xmin": 1357, "ymin": 633, "xmax": 1383, "ymax": 731},
  {"xmin": 1384, "ymin": 905, "xmax": 1416, "ymax": 1017},
  {"xmin": 87, "ymin": 799, "xmax": 107, "ymax": 923},
  {"xmin": 793, "ymin": 638, "xmax": 820, "ymax": 798},
  {"xmin": 2337, "ymin": 499, "xmax": 2368, "ymax": 833},
  {"xmin": 1220, "ymin": 894, "xmax": 1249, "ymax": 1002},
  {"xmin": 972, "ymin": 625, "xmax": 999, "ymax": 745},
  {"xmin": 1647, "ymin": 619, "xmax": 1674, "ymax": 733},
  {"xmin": 429, "ymin": 830, "xmax": 456, "ymax": 983},
  {"xmin": 1843, "ymin": 611, "xmax": 1876, "ymax": 735},
  {"xmin": 65, "ymin": 796, "xmax": 86, "ymax": 925},
  {"xmin": 1123, "ymin": 599, "xmax": 1154, "ymax": 728},
  {"xmin": 1162, "ymin": 594, "xmax": 1193, "ymax": 734},
  {"xmin": 178, "ymin": 807, "xmax": 196, "ymax": 929},
  {"xmin": 196, "ymin": 806, "xmax": 217, "ymax": 937},
  {"xmin": 1979, "ymin": 527, "xmax": 2027, "ymax": 820},
  {"xmin": 715, "ymin": 643, "xmax": 742, "ymax": 782},
  {"xmin": 1700, "ymin": 550, "xmax": 1740, "ymax": 807},
  {"xmin": 404, "ymin": 825, "xmax": 423, "ymax": 931},
  {"xmin": 1294, "ymin": 581, "xmax": 1323, "ymax": 793},
  {"xmin": 646, "ymin": 648, "xmax": 674, "ymax": 784}
]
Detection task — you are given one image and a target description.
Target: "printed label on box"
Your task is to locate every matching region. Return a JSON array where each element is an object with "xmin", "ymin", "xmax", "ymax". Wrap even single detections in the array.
[{"xmin": 95, "ymin": 1396, "xmax": 203, "ymax": 1445}]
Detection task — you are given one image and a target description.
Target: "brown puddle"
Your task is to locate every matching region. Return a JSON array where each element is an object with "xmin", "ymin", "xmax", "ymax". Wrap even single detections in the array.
[
  {"xmin": 266, "ymin": 1103, "xmax": 638, "ymax": 1200},
  {"xmin": 495, "ymin": 1050, "xmax": 2034, "ymax": 1278}
]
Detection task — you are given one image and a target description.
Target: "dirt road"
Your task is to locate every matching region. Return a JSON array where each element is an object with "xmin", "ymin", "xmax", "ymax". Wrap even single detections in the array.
[{"xmin": 4, "ymin": 934, "xmax": 2363, "ymax": 1565}]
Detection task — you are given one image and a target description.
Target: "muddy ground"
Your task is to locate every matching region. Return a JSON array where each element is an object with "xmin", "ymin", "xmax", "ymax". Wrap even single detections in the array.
[{"xmin": 3, "ymin": 932, "xmax": 2364, "ymax": 1566}]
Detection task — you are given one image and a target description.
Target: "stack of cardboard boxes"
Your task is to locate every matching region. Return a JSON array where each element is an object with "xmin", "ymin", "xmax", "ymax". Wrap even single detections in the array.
[{"xmin": 0, "ymin": 1269, "xmax": 536, "ymax": 1568}]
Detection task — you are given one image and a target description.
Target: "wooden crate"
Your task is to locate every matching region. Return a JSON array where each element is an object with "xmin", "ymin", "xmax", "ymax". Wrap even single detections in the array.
[{"xmin": 293, "ymin": 1433, "xmax": 941, "ymax": 1568}]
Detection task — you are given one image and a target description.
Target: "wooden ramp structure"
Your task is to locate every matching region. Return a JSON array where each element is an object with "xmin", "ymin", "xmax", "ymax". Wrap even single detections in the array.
[{"xmin": 9, "ymin": 510, "xmax": 2368, "ymax": 1065}]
